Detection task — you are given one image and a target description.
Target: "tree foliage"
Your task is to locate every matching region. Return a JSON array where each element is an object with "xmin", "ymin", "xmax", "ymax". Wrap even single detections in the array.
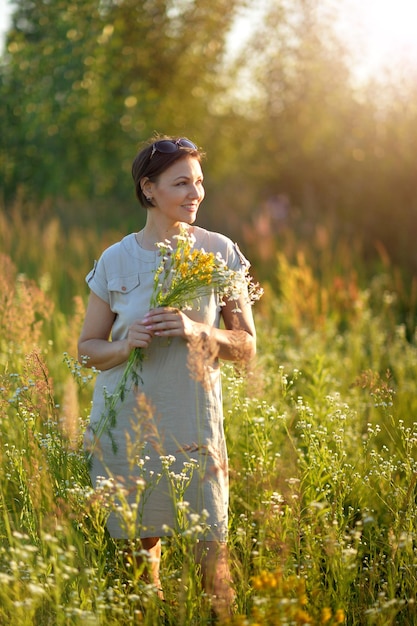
[
  {"xmin": 1, "ymin": 0, "xmax": 240, "ymax": 204},
  {"xmin": 220, "ymin": 0, "xmax": 417, "ymax": 276},
  {"xmin": 1, "ymin": 0, "xmax": 417, "ymax": 281}
]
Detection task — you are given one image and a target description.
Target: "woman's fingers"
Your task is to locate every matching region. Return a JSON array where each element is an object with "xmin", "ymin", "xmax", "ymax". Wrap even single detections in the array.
[
  {"xmin": 143, "ymin": 308, "xmax": 190, "ymax": 337},
  {"xmin": 127, "ymin": 320, "xmax": 154, "ymax": 349}
]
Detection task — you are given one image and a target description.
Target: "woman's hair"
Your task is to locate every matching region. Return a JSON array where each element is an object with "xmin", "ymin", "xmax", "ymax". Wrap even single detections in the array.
[{"xmin": 132, "ymin": 134, "xmax": 203, "ymax": 208}]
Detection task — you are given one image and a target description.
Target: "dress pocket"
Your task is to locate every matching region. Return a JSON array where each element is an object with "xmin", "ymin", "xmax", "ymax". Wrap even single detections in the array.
[
  {"xmin": 108, "ymin": 273, "xmax": 141, "ymax": 312},
  {"xmin": 108, "ymin": 273, "xmax": 140, "ymax": 294}
]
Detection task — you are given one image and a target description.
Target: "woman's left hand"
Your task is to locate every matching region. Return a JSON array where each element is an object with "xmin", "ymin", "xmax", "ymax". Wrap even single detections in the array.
[{"xmin": 143, "ymin": 307, "xmax": 196, "ymax": 340}]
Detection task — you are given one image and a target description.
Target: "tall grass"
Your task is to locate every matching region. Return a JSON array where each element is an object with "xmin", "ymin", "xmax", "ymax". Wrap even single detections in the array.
[{"xmin": 1, "ymin": 208, "xmax": 417, "ymax": 624}]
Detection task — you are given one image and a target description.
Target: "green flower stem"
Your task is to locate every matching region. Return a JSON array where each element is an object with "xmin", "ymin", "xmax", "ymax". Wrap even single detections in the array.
[{"xmin": 86, "ymin": 348, "xmax": 144, "ymax": 460}]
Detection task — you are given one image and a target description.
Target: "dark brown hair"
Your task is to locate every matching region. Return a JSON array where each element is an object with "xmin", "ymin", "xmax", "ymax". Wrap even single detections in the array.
[{"xmin": 131, "ymin": 134, "xmax": 203, "ymax": 208}]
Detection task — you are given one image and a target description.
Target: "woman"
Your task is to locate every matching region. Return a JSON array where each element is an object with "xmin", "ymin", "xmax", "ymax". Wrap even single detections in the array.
[{"xmin": 78, "ymin": 135, "xmax": 257, "ymax": 615}]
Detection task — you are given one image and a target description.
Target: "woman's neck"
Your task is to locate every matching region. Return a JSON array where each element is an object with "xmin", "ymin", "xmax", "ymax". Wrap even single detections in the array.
[{"xmin": 139, "ymin": 221, "xmax": 190, "ymax": 249}]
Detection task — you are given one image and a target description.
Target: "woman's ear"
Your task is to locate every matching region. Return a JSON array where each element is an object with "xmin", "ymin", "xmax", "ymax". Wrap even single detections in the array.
[{"xmin": 140, "ymin": 177, "xmax": 153, "ymax": 198}]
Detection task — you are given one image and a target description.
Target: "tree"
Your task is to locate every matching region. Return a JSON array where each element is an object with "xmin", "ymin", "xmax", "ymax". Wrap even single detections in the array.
[
  {"xmin": 0, "ymin": 0, "xmax": 242, "ymax": 210},
  {"xmin": 222, "ymin": 0, "xmax": 417, "ymax": 277},
  {"xmin": 1, "ymin": 0, "xmax": 103, "ymax": 200}
]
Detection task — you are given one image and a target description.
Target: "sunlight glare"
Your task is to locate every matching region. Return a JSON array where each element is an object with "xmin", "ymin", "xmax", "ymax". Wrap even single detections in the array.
[{"xmin": 341, "ymin": 0, "xmax": 417, "ymax": 79}]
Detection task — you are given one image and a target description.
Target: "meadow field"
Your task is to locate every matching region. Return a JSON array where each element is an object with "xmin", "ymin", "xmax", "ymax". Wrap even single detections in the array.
[{"xmin": 1, "ymin": 208, "xmax": 417, "ymax": 625}]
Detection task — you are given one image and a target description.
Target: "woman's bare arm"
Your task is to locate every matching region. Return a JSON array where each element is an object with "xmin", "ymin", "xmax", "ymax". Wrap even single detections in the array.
[
  {"xmin": 78, "ymin": 292, "xmax": 153, "ymax": 370},
  {"xmin": 215, "ymin": 293, "xmax": 256, "ymax": 363}
]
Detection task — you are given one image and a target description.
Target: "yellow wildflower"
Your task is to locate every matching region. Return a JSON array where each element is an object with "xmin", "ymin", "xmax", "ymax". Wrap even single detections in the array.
[
  {"xmin": 321, "ymin": 607, "xmax": 332, "ymax": 623},
  {"xmin": 295, "ymin": 608, "xmax": 313, "ymax": 624},
  {"xmin": 334, "ymin": 609, "xmax": 345, "ymax": 623}
]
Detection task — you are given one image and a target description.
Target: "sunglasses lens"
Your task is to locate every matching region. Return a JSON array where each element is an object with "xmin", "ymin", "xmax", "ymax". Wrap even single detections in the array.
[
  {"xmin": 153, "ymin": 140, "xmax": 178, "ymax": 154},
  {"xmin": 151, "ymin": 138, "xmax": 198, "ymax": 158},
  {"xmin": 177, "ymin": 138, "xmax": 198, "ymax": 150}
]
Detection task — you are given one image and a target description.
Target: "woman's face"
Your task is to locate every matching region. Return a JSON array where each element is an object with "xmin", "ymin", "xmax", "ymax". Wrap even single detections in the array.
[{"xmin": 146, "ymin": 155, "xmax": 205, "ymax": 225}]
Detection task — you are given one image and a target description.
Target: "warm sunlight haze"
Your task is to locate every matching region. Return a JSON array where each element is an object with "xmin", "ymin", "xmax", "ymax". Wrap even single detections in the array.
[
  {"xmin": 229, "ymin": 0, "xmax": 417, "ymax": 83},
  {"xmin": 2, "ymin": 1, "xmax": 417, "ymax": 625},
  {"xmin": 1, "ymin": 0, "xmax": 417, "ymax": 81},
  {"xmin": 336, "ymin": 0, "xmax": 417, "ymax": 80},
  {"xmin": 0, "ymin": 0, "xmax": 12, "ymax": 50}
]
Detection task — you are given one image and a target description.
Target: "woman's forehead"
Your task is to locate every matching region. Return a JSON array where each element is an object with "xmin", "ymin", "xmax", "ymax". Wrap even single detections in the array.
[{"xmin": 160, "ymin": 156, "xmax": 203, "ymax": 180}]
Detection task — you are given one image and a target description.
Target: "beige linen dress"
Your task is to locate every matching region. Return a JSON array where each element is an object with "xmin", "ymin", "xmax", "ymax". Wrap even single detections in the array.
[{"xmin": 85, "ymin": 226, "xmax": 249, "ymax": 541}]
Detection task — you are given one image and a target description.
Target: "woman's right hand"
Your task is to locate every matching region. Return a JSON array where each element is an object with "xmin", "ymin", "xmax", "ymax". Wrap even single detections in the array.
[
  {"xmin": 126, "ymin": 319, "xmax": 154, "ymax": 352},
  {"xmin": 78, "ymin": 293, "xmax": 155, "ymax": 371}
]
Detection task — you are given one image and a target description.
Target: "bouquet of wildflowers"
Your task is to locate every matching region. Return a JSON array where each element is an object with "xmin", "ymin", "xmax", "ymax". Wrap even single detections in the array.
[{"xmin": 88, "ymin": 226, "xmax": 262, "ymax": 457}]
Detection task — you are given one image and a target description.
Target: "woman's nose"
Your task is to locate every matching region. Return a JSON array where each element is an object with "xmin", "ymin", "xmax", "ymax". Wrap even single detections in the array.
[{"xmin": 189, "ymin": 184, "xmax": 202, "ymax": 198}]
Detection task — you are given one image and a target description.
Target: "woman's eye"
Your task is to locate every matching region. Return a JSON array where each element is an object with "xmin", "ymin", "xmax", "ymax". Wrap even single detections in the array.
[{"xmin": 176, "ymin": 180, "xmax": 203, "ymax": 187}]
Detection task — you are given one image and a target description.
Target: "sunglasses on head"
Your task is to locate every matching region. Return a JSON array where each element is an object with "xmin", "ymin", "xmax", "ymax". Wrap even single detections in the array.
[{"xmin": 150, "ymin": 138, "xmax": 198, "ymax": 159}]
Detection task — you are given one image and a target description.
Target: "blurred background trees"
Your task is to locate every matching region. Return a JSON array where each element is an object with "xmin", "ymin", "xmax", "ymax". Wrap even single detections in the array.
[
  {"xmin": 1, "ymin": 0, "xmax": 241, "ymax": 206},
  {"xmin": 1, "ymin": 0, "xmax": 417, "ymax": 293}
]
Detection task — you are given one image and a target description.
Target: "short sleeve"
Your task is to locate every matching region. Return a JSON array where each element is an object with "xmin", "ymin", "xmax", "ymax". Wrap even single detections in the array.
[
  {"xmin": 229, "ymin": 242, "xmax": 251, "ymax": 273},
  {"xmin": 86, "ymin": 257, "xmax": 110, "ymax": 303},
  {"xmin": 213, "ymin": 235, "xmax": 252, "ymax": 303},
  {"xmin": 203, "ymin": 229, "xmax": 251, "ymax": 274}
]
